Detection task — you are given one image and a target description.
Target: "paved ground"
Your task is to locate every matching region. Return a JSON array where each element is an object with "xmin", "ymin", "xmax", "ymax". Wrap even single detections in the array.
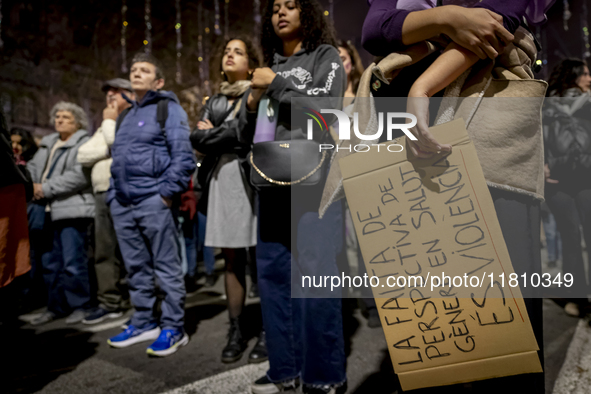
[{"xmin": 5, "ymin": 255, "xmax": 587, "ymax": 394}]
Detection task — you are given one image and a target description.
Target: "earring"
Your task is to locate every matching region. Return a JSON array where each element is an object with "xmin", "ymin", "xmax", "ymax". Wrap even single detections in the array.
[
  {"xmin": 248, "ymin": 70, "xmax": 253, "ymax": 77},
  {"xmin": 221, "ymin": 71, "xmax": 225, "ymax": 77}
]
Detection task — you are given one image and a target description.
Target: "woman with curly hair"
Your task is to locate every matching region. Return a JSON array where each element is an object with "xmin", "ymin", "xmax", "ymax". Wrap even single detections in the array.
[
  {"xmin": 243, "ymin": 0, "xmax": 346, "ymax": 393},
  {"xmin": 544, "ymin": 58, "xmax": 591, "ymax": 316},
  {"xmin": 26, "ymin": 101, "xmax": 95, "ymax": 326}
]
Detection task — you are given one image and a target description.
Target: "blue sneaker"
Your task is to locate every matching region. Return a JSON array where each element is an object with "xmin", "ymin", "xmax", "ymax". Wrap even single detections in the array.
[
  {"xmin": 108, "ymin": 323, "xmax": 160, "ymax": 348},
  {"xmin": 146, "ymin": 329, "xmax": 189, "ymax": 357}
]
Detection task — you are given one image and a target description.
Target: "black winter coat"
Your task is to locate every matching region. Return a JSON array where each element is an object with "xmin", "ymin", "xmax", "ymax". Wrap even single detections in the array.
[{"xmin": 190, "ymin": 92, "xmax": 255, "ymax": 214}]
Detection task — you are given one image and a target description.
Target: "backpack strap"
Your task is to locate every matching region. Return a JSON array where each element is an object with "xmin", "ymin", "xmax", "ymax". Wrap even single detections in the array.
[
  {"xmin": 115, "ymin": 107, "xmax": 132, "ymax": 133},
  {"xmin": 157, "ymin": 98, "xmax": 170, "ymax": 154}
]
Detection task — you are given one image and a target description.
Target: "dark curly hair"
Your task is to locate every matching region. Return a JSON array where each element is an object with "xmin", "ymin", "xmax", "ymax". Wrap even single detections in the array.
[
  {"xmin": 547, "ymin": 58, "xmax": 588, "ymax": 97},
  {"xmin": 337, "ymin": 39, "xmax": 365, "ymax": 94},
  {"xmin": 261, "ymin": 0, "xmax": 337, "ymax": 66}
]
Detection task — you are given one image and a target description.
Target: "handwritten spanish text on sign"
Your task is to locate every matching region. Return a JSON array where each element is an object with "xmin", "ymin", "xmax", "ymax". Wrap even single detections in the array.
[{"xmin": 340, "ymin": 119, "xmax": 542, "ymax": 390}]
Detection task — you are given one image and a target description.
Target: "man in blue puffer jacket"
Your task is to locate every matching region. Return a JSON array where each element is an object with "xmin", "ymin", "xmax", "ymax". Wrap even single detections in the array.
[{"xmin": 106, "ymin": 53, "xmax": 196, "ymax": 357}]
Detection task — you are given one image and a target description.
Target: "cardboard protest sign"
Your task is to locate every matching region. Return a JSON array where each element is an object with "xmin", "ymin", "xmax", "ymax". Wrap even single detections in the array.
[{"xmin": 339, "ymin": 119, "xmax": 542, "ymax": 391}]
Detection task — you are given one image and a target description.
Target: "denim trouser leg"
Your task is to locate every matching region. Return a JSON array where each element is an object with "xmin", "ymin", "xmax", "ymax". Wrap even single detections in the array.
[
  {"xmin": 42, "ymin": 219, "xmax": 92, "ymax": 314},
  {"xmin": 58, "ymin": 220, "xmax": 92, "ymax": 311},
  {"xmin": 42, "ymin": 222, "xmax": 67, "ymax": 316},
  {"xmin": 111, "ymin": 195, "xmax": 185, "ymax": 330},
  {"xmin": 257, "ymin": 233, "xmax": 302, "ymax": 383},
  {"xmin": 257, "ymin": 197, "xmax": 346, "ymax": 386},
  {"xmin": 185, "ymin": 221, "xmax": 198, "ymax": 278}
]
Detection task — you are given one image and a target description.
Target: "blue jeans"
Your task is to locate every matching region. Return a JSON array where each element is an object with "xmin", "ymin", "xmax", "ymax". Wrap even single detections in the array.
[
  {"xmin": 197, "ymin": 212, "xmax": 216, "ymax": 275},
  {"xmin": 257, "ymin": 192, "xmax": 345, "ymax": 387},
  {"xmin": 184, "ymin": 220, "xmax": 198, "ymax": 278},
  {"xmin": 110, "ymin": 194, "xmax": 185, "ymax": 330},
  {"xmin": 41, "ymin": 218, "xmax": 93, "ymax": 315}
]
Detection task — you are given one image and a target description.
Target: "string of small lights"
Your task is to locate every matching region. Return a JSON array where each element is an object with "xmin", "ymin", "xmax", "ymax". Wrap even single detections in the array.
[
  {"xmin": 0, "ymin": 0, "xmax": 4, "ymax": 49},
  {"xmin": 214, "ymin": 0, "xmax": 221, "ymax": 36},
  {"xmin": 175, "ymin": 0, "xmax": 182, "ymax": 84},
  {"xmin": 582, "ymin": 1, "xmax": 590, "ymax": 59},
  {"xmin": 253, "ymin": 0, "xmax": 261, "ymax": 42},
  {"xmin": 121, "ymin": 0, "xmax": 128, "ymax": 73},
  {"xmin": 197, "ymin": 2, "xmax": 205, "ymax": 102},
  {"xmin": 144, "ymin": 0, "xmax": 152, "ymax": 54},
  {"xmin": 224, "ymin": 0, "xmax": 229, "ymax": 40}
]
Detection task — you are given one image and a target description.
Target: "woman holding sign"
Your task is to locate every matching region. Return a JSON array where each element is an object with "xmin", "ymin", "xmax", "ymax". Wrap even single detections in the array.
[{"xmin": 360, "ymin": 1, "xmax": 554, "ymax": 393}]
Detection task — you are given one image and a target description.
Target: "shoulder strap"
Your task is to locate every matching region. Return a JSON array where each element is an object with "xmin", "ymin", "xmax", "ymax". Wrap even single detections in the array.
[
  {"xmin": 115, "ymin": 107, "xmax": 132, "ymax": 133},
  {"xmin": 157, "ymin": 98, "xmax": 170, "ymax": 154}
]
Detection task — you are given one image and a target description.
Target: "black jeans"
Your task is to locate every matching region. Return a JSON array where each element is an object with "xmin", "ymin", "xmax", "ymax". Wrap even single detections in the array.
[
  {"xmin": 545, "ymin": 184, "xmax": 591, "ymax": 297},
  {"xmin": 94, "ymin": 191, "xmax": 129, "ymax": 311}
]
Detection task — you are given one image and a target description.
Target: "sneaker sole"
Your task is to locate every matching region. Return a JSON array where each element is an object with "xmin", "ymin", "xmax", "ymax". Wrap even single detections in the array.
[
  {"xmin": 82, "ymin": 311, "xmax": 124, "ymax": 325},
  {"xmin": 146, "ymin": 333, "xmax": 189, "ymax": 357},
  {"xmin": 248, "ymin": 355, "xmax": 269, "ymax": 364},
  {"xmin": 108, "ymin": 327, "xmax": 161, "ymax": 348},
  {"xmin": 251, "ymin": 383, "xmax": 283, "ymax": 394}
]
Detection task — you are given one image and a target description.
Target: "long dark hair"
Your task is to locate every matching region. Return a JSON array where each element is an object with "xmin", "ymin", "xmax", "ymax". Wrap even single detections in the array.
[
  {"xmin": 261, "ymin": 0, "xmax": 337, "ymax": 66},
  {"xmin": 218, "ymin": 35, "xmax": 262, "ymax": 77},
  {"xmin": 547, "ymin": 58, "xmax": 588, "ymax": 97},
  {"xmin": 10, "ymin": 127, "xmax": 38, "ymax": 162},
  {"xmin": 337, "ymin": 39, "xmax": 365, "ymax": 94}
]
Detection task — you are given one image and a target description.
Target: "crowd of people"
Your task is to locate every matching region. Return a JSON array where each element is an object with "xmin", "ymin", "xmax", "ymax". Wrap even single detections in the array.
[{"xmin": 1, "ymin": 0, "xmax": 590, "ymax": 393}]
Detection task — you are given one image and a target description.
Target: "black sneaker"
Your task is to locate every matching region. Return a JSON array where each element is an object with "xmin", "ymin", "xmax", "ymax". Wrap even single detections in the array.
[
  {"xmin": 251, "ymin": 376, "xmax": 299, "ymax": 394},
  {"xmin": 249, "ymin": 283, "xmax": 259, "ymax": 298},
  {"xmin": 248, "ymin": 330, "xmax": 268, "ymax": 364},
  {"xmin": 205, "ymin": 274, "xmax": 216, "ymax": 287},
  {"xmin": 82, "ymin": 307, "xmax": 124, "ymax": 325}
]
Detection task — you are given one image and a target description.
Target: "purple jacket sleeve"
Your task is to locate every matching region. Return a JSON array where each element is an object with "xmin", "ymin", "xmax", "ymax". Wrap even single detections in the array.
[{"xmin": 362, "ymin": 0, "xmax": 530, "ymax": 56}]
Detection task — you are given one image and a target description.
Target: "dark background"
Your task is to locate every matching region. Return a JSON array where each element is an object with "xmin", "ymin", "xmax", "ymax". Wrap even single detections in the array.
[{"xmin": 0, "ymin": 0, "xmax": 588, "ymax": 135}]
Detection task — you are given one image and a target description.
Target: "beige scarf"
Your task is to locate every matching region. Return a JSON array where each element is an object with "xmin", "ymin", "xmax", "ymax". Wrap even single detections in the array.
[{"xmin": 220, "ymin": 80, "xmax": 251, "ymax": 98}]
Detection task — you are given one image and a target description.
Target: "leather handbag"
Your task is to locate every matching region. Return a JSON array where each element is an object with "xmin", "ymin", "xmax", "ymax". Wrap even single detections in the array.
[{"xmin": 249, "ymin": 139, "xmax": 328, "ymax": 187}]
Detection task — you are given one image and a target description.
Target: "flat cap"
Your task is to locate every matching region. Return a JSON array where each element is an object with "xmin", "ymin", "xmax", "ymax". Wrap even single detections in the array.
[{"xmin": 101, "ymin": 78, "xmax": 133, "ymax": 92}]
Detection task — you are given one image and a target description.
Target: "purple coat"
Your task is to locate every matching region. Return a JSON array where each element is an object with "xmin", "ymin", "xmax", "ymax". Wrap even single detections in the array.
[{"xmin": 362, "ymin": 0, "xmax": 555, "ymax": 55}]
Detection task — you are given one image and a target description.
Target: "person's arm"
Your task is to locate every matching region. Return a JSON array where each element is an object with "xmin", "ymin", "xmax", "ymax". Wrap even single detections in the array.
[
  {"xmin": 362, "ymin": 0, "xmax": 514, "ymax": 59},
  {"xmin": 42, "ymin": 142, "xmax": 92, "ymax": 199},
  {"xmin": 190, "ymin": 95, "xmax": 251, "ymax": 155},
  {"xmin": 406, "ymin": 42, "xmax": 478, "ymax": 158},
  {"xmin": 158, "ymin": 103, "xmax": 197, "ymax": 199},
  {"xmin": 77, "ymin": 126, "xmax": 110, "ymax": 167},
  {"xmin": 263, "ymin": 45, "xmax": 345, "ymax": 105}
]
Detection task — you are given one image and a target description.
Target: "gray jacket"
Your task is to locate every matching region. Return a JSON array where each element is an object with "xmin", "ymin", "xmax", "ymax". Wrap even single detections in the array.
[{"xmin": 27, "ymin": 130, "xmax": 95, "ymax": 221}]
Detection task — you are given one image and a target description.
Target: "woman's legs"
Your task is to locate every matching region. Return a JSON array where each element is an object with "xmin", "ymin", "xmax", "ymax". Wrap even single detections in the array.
[
  {"xmin": 221, "ymin": 247, "xmax": 249, "ymax": 363},
  {"xmin": 546, "ymin": 188, "xmax": 588, "ymax": 296},
  {"xmin": 223, "ymin": 248, "xmax": 247, "ymax": 319}
]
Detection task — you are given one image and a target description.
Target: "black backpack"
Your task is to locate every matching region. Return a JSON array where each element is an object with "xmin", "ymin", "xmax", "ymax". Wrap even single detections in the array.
[{"xmin": 115, "ymin": 98, "xmax": 170, "ymax": 154}]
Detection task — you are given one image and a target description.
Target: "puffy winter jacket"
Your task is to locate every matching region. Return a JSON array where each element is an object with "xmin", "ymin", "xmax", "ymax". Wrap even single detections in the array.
[
  {"xmin": 27, "ymin": 130, "xmax": 95, "ymax": 221},
  {"xmin": 108, "ymin": 90, "xmax": 196, "ymax": 205}
]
